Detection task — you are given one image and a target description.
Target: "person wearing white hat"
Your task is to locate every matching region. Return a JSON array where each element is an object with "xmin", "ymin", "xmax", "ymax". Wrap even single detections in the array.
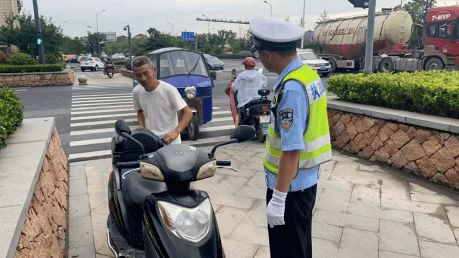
[{"xmin": 249, "ymin": 17, "xmax": 332, "ymax": 258}]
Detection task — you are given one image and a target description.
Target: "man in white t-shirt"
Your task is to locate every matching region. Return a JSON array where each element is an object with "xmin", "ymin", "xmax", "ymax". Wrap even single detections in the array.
[{"xmin": 132, "ymin": 56, "xmax": 192, "ymax": 144}]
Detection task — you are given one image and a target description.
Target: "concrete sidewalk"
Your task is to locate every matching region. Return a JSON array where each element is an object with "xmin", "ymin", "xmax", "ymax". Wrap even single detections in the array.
[{"xmin": 68, "ymin": 141, "xmax": 459, "ymax": 258}]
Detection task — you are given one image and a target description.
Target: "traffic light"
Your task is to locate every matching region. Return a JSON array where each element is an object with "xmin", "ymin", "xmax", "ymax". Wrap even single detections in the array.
[
  {"xmin": 36, "ymin": 38, "xmax": 43, "ymax": 45},
  {"xmin": 348, "ymin": 0, "xmax": 369, "ymax": 8}
]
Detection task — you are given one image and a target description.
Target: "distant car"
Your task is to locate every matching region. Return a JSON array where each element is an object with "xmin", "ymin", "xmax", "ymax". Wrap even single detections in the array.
[
  {"xmin": 80, "ymin": 57, "xmax": 105, "ymax": 72},
  {"xmin": 298, "ymin": 49, "xmax": 331, "ymax": 77},
  {"xmin": 203, "ymin": 54, "xmax": 224, "ymax": 70}
]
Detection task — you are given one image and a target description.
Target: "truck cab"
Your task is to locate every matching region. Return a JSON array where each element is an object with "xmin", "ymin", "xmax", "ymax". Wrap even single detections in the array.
[{"xmin": 423, "ymin": 6, "xmax": 459, "ymax": 70}]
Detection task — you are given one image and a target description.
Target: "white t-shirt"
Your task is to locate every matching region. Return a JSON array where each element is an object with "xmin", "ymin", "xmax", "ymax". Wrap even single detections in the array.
[
  {"xmin": 133, "ymin": 81, "xmax": 187, "ymax": 144},
  {"xmin": 232, "ymin": 69, "xmax": 267, "ymax": 108}
]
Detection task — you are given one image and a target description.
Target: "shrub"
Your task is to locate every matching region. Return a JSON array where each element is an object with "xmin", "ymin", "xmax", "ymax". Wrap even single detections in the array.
[
  {"xmin": 8, "ymin": 52, "xmax": 38, "ymax": 65},
  {"xmin": 0, "ymin": 88, "xmax": 23, "ymax": 147},
  {"xmin": 0, "ymin": 51, "xmax": 8, "ymax": 63},
  {"xmin": 45, "ymin": 54, "xmax": 63, "ymax": 64},
  {"xmin": 328, "ymin": 71, "xmax": 459, "ymax": 119},
  {"xmin": 0, "ymin": 63, "xmax": 66, "ymax": 73}
]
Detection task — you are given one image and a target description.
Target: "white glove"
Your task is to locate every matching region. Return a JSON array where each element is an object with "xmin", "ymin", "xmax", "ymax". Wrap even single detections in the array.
[{"xmin": 267, "ymin": 189, "xmax": 287, "ymax": 228}]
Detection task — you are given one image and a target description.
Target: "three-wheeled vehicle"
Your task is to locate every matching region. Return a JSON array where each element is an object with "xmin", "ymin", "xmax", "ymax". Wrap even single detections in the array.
[{"xmin": 146, "ymin": 47, "xmax": 216, "ymax": 140}]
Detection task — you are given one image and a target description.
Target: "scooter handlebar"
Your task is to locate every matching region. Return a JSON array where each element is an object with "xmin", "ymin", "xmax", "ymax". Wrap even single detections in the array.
[{"xmin": 216, "ymin": 160, "xmax": 231, "ymax": 166}]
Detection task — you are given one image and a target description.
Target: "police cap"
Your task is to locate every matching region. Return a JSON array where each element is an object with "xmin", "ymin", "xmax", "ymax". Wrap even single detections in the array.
[{"xmin": 249, "ymin": 17, "xmax": 305, "ymax": 52}]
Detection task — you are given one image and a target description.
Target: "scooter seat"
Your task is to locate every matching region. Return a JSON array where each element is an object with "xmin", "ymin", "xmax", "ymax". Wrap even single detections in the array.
[{"xmin": 123, "ymin": 171, "xmax": 167, "ymax": 208}]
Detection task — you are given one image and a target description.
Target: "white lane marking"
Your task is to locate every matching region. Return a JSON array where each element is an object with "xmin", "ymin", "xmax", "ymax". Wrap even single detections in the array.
[
  {"xmin": 71, "ymin": 126, "xmax": 138, "ymax": 136},
  {"xmin": 200, "ymin": 124, "xmax": 235, "ymax": 132},
  {"xmin": 70, "ymin": 137, "xmax": 111, "ymax": 146},
  {"xmin": 72, "ymin": 97, "xmax": 132, "ymax": 104},
  {"xmin": 71, "ymin": 104, "xmax": 133, "ymax": 111},
  {"xmin": 71, "ymin": 113, "xmax": 136, "ymax": 121},
  {"xmin": 72, "ymin": 95, "xmax": 133, "ymax": 101},
  {"xmin": 72, "ymin": 93, "xmax": 131, "ymax": 98},
  {"xmin": 212, "ymin": 107, "xmax": 221, "ymax": 110},
  {"xmin": 212, "ymin": 111, "xmax": 231, "ymax": 115},
  {"xmin": 71, "ymin": 118, "xmax": 137, "ymax": 127},
  {"xmin": 69, "ymin": 150, "xmax": 112, "ymax": 161},
  {"xmin": 71, "ymin": 107, "xmax": 133, "ymax": 115},
  {"xmin": 210, "ymin": 117, "xmax": 233, "ymax": 122},
  {"xmin": 72, "ymin": 101, "xmax": 133, "ymax": 108}
]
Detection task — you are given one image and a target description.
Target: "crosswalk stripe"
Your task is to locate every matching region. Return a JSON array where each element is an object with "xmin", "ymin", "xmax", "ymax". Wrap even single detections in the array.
[
  {"xmin": 72, "ymin": 95, "xmax": 133, "ymax": 101},
  {"xmin": 213, "ymin": 111, "xmax": 231, "ymax": 115},
  {"xmin": 71, "ymin": 104, "xmax": 133, "ymax": 111},
  {"xmin": 69, "ymin": 150, "xmax": 112, "ymax": 161},
  {"xmin": 71, "ymin": 118, "xmax": 137, "ymax": 127},
  {"xmin": 200, "ymin": 124, "xmax": 235, "ymax": 132},
  {"xmin": 71, "ymin": 112, "xmax": 136, "ymax": 121},
  {"xmin": 72, "ymin": 100, "xmax": 132, "ymax": 109},
  {"xmin": 212, "ymin": 107, "xmax": 220, "ymax": 110},
  {"xmin": 71, "ymin": 107, "xmax": 133, "ymax": 115},
  {"xmin": 211, "ymin": 117, "xmax": 233, "ymax": 122},
  {"xmin": 71, "ymin": 126, "xmax": 138, "ymax": 136},
  {"xmin": 72, "ymin": 93, "xmax": 131, "ymax": 98},
  {"xmin": 72, "ymin": 97, "xmax": 132, "ymax": 104},
  {"xmin": 70, "ymin": 137, "xmax": 111, "ymax": 147}
]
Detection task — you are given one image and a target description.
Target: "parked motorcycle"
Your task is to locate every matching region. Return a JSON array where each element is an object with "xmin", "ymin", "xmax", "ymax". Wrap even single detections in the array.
[
  {"xmin": 104, "ymin": 63, "xmax": 115, "ymax": 78},
  {"xmin": 228, "ymin": 68, "xmax": 272, "ymax": 142},
  {"xmin": 107, "ymin": 119, "xmax": 255, "ymax": 258}
]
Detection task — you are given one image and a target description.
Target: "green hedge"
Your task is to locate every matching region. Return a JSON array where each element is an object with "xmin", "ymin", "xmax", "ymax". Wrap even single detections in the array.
[
  {"xmin": 328, "ymin": 71, "xmax": 459, "ymax": 119},
  {"xmin": 0, "ymin": 63, "xmax": 66, "ymax": 73},
  {"xmin": 0, "ymin": 88, "xmax": 23, "ymax": 147}
]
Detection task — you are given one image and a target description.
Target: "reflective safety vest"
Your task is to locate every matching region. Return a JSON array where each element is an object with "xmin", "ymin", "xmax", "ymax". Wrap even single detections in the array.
[{"xmin": 263, "ymin": 65, "xmax": 332, "ymax": 175}]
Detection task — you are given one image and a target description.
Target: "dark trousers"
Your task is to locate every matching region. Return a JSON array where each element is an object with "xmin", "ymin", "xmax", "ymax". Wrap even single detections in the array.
[{"xmin": 266, "ymin": 185, "xmax": 317, "ymax": 258}]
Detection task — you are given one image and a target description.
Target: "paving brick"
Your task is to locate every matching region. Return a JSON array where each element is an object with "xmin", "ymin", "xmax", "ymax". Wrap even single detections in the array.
[
  {"xmin": 379, "ymin": 220, "xmax": 419, "ymax": 256},
  {"xmin": 68, "ymin": 215, "xmax": 94, "ymax": 249},
  {"xmin": 235, "ymin": 185, "xmax": 266, "ymax": 200},
  {"xmin": 318, "ymin": 176, "xmax": 354, "ymax": 193},
  {"xmin": 381, "ymin": 195, "xmax": 441, "ymax": 214},
  {"xmin": 69, "ymin": 194, "xmax": 91, "ymax": 218},
  {"xmin": 313, "ymin": 209, "xmax": 380, "ymax": 232},
  {"xmin": 243, "ymin": 199, "xmax": 267, "ymax": 228},
  {"xmin": 337, "ymin": 228, "xmax": 378, "ymax": 258},
  {"xmin": 315, "ymin": 187, "xmax": 351, "ymax": 212},
  {"xmin": 207, "ymin": 192, "xmax": 256, "ymax": 210},
  {"xmin": 68, "ymin": 245, "xmax": 96, "ymax": 258},
  {"xmin": 414, "ymin": 213, "xmax": 457, "ymax": 245},
  {"xmin": 94, "ymin": 229, "xmax": 113, "ymax": 257},
  {"xmin": 445, "ymin": 206, "xmax": 459, "ymax": 229},
  {"xmin": 419, "ymin": 240, "xmax": 459, "ymax": 258},
  {"xmin": 410, "ymin": 191, "xmax": 457, "ymax": 205},
  {"xmin": 215, "ymin": 206, "xmax": 246, "ymax": 238},
  {"xmin": 379, "ymin": 250, "xmax": 420, "ymax": 258},
  {"xmin": 193, "ymin": 173, "xmax": 249, "ymax": 195},
  {"xmin": 253, "ymin": 245, "xmax": 270, "ymax": 258},
  {"xmin": 313, "ymin": 237, "xmax": 339, "ymax": 258},
  {"xmin": 69, "ymin": 176, "xmax": 87, "ymax": 197},
  {"xmin": 350, "ymin": 185, "xmax": 381, "ymax": 206},
  {"xmin": 230, "ymin": 222, "xmax": 268, "ymax": 246},
  {"xmin": 222, "ymin": 238, "xmax": 259, "ymax": 258},
  {"xmin": 348, "ymin": 202, "xmax": 413, "ymax": 223},
  {"xmin": 312, "ymin": 222, "xmax": 343, "ymax": 244}
]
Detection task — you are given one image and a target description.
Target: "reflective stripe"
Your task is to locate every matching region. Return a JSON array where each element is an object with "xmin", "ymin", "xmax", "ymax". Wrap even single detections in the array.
[{"xmin": 264, "ymin": 65, "xmax": 332, "ymax": 175}]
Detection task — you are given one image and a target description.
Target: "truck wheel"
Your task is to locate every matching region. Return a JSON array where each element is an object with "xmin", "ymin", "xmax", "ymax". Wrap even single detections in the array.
[
  {"xmin": 328, "ymin": 58, "xmax": 337, "ymax": 73},
  {"xmin": 424, "ymin": 57, "xmax": 444, "ymax": 70},
  {"xmin": 187, "ymin": 114, "xmax": 200, "ymax": 140},
  {"xmin": 379, "ymin": 57, "xmax": 394, "ymax": 72}
]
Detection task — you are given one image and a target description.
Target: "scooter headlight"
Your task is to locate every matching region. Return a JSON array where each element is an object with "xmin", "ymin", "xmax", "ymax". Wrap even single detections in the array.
[
  {"xmin": 185, "ymin": 86, "xmax": 197, "ymax": 99},
  {"xmin": 157, "ymin": 199, "xmax": 212, "ymax": 242}
]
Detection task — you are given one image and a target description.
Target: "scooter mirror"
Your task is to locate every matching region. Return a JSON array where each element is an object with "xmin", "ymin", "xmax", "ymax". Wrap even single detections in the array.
[
  {"xmin": 115, "ymin": 120, "xmax": 131, "ymax": 135},
  {"xmin": 231, "ymin": 125, "xmax": 256, "ymax": 142}
]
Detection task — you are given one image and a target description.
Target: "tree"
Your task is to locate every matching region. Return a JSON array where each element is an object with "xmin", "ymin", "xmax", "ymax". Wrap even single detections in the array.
[
  {"xmin": 61, "ymin": 36, "xmax": 87, "ymax": 54},
  {"xmin": 403, "ymin": 0, "xmax": 437, "ymax": 47},
  {"xmin": 0, "ymin": 14, "xmax": 63, "ymax": 60}
]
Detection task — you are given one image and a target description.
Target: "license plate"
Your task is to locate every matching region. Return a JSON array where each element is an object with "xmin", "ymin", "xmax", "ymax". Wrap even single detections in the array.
[{"xmin": 259, "ymin": 115, "xmax": 270, "ymax": 124}]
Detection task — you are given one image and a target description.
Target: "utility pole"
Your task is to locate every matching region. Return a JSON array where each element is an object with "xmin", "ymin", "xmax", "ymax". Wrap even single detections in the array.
[
  {"xmin": 32, "ymin": 0, "xmax": 45, "ymax": 64},
  {"xmin": 301, "ymin": 0, "xmax": 306, "ymax": 48},
  {"xmin": 96, "ymin": 9, "xmax": 106, "ymax": 55},
  {"xmin": 364, "ymin": 0, "xmax": 376, "ymax": 73},
  {"xmin": 124, "ymin": 25, "xmax": 134, "ymax": 87}
]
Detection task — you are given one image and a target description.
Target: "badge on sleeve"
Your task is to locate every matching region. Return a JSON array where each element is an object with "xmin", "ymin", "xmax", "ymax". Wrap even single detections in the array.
[{"xmin": 279, "ymin": 108, "xmax": 293, "ymax": 131}]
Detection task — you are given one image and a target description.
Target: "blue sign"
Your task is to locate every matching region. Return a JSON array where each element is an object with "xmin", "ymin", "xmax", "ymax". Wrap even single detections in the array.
[{"xmin": 181, "ymin": 31, "xmax": 195, "ymax": 41}]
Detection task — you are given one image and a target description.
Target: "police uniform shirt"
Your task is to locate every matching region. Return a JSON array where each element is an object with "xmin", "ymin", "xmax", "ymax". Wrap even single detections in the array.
[{"xmin": 265, "ymin": 58, "xmax": 320, "ymax": 192}]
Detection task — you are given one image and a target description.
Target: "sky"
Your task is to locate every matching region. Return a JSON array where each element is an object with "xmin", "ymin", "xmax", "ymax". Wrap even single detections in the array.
[{"xmin": 21, "ymin": 0, "xmax": 459, "ymax": 38}]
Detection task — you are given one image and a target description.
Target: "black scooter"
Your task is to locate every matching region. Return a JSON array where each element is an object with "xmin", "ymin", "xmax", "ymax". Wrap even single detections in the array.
[
  {"xmin": 107, "ymin": 120, "xmax": 255, "ymax": 257},
  {"xmin": 104, "ymin": 63, "xmax": 115, "ymax": 78},
  {"xmin": 239, "ymin": 89, "xmax": 272, "ymax": 143}
]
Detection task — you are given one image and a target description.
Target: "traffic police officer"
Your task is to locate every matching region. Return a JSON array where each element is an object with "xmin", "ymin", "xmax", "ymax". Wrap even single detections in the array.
[{"xmin": 249, "ymin": 18, "xmax": 332, "ymax": 258}]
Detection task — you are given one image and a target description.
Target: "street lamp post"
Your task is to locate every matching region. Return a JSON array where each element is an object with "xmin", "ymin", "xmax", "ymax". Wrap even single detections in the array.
[
  {"xmin": 202, "ymin": 14, "xmax": 210, "ymax": 34},
  {"xmin": 32, "ymin": 0, "xmax": 45, "ymax": 64},
  {"xmin": 96, "ymin": 9, "xmax": 106, "ymax": 55},
  {"xmin": 263, "ymin": 0, "xmax": 272, "ymax": 17},
  {"xmin": 124, "ymin": 25, "xmax": 135, "ymax": 87},
  {"xmin": 301, "ymin": 0, "xmax": 306, "ymax": 48},
  {"xmin": 167, "ymin": 22, "xmax": 174, "ymax": 35}
]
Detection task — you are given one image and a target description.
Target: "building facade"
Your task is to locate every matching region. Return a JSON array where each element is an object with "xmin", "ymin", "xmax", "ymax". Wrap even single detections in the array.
[{"xmin": 0, "ymin": 0, "xmax": 21, "ymax": 27}]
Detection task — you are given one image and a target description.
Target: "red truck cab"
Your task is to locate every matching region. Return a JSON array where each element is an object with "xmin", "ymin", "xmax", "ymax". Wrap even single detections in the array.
[{"xmin": 424, "ymin": 6, "xmax": 459, "ymax": 69}]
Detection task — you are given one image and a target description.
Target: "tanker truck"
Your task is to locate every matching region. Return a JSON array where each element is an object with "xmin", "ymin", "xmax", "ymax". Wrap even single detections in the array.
[{"xmin": 313, "ymin": 6, "xmax": 459, "ymax": 73}]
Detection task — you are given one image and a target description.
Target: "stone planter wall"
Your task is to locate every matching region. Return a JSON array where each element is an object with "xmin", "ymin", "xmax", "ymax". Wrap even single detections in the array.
[
  {"xmin": 0, "ymin": 69, "xmax": 74, "ymax": 87},
  {"xmin": 328, "ymin": 109, "xmax": 459, "ymax": 190},
  {"xmin": 15, "ymin": 128, "xmax": 68, "ymax": 257}
]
